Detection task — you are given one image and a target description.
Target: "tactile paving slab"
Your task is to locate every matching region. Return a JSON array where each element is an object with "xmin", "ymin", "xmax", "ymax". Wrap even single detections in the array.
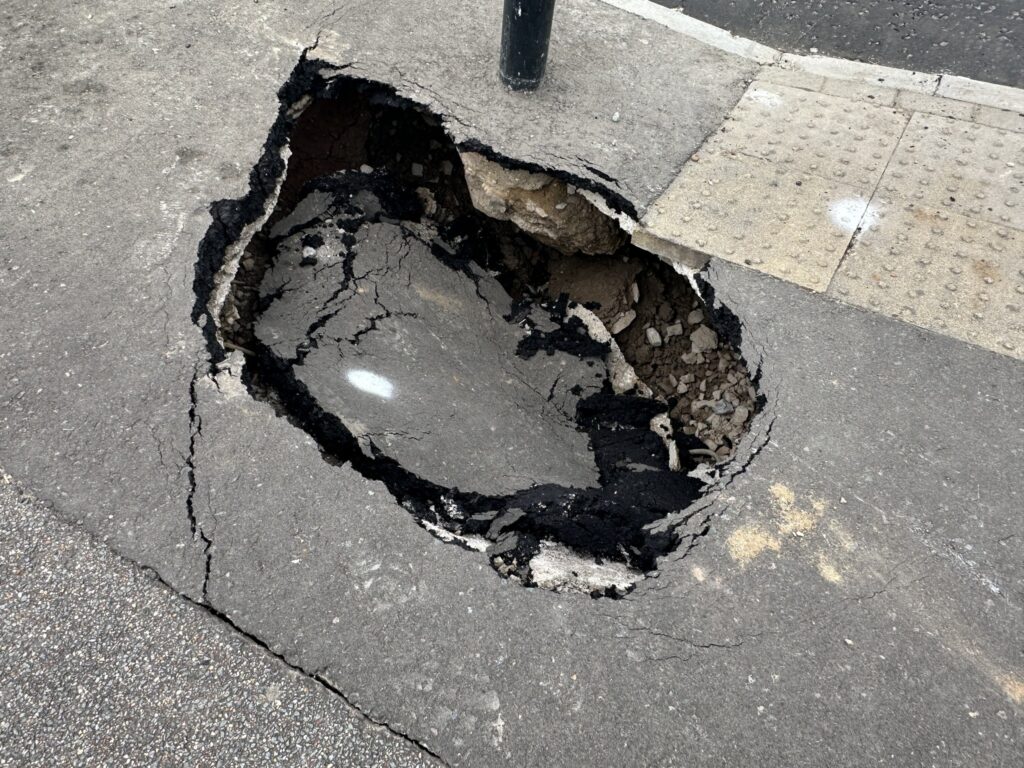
[
  {"xmin": 829, "ymin": 203, "xmax": 1024, "ymax": 360},
  {"xmin": 642, "ymin": 149, "xmax": 866, "ymax": 290},
  {"xmin": 877, "ymin": 113, "xmax": 1024, "ymax": 231},
  {"xmin": 707, "ymin": 81, "xmax": 909, "ymax": 190}
]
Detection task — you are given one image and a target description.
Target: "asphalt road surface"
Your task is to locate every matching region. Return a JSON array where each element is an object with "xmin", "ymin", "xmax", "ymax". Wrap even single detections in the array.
[
  {"xmin": 653, "ymin": 0, "xmax": 1023, "ymax": 87},
  {"xmin": 0, "ymin": 478, "xmax": 437, "ymax": 768}
]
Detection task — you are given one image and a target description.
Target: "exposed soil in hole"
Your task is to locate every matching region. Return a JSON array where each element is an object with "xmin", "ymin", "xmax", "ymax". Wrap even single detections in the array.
[{"xmin": 195, "ymin": 66, "xmax": 762, "ymax": 596}]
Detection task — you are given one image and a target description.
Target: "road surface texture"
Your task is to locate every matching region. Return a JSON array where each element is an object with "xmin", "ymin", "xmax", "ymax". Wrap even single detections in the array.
[
  {"xmin": 0, "ymin": 475, "xmax": 439, "ymax": 767},
  {"xmin": 652, "ymin": 0, "xmax": 1024, "ymax": 88},
  {"xmin": 0, "ymin": 0, "xmax": 1022, "ymax": 766}
]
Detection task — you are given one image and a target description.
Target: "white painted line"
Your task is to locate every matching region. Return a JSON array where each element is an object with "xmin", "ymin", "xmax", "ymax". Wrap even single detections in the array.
[
  {"xmin": 937, "ymin": 76, "xmax": 1024, "ymax": 114},
  {"xmin": 597, "ymin": 0, "xmax": 780, "ymax": 64}
]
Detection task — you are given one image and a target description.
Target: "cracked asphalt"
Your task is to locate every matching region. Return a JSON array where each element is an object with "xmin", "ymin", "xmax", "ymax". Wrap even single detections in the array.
[
  {"xmin": 0, "ymin": 477, "xmax": 438, "ymax": 768},
  {"xmin": 1, "ymin": 0, "xmax": 1022, "ymax": 765}
]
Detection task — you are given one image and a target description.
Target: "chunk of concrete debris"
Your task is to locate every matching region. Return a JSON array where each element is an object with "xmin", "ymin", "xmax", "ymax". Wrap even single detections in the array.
[
  {"xmin": 687, "ymin": 309, "xmax": 704, "ymax": 326},
  {"xmin": 711, "ymin": 399, "xmax": 734, "ymax": 416},
  {"xmin": 689, "ymin": 324, "xmax": 718, "ymax": 352},
  {"xmin": 610, "ymin": 309, "xmax": 637, "ymax": 335},
  {"xmin": 664, "ymin": 322, "xmax": 683, "ymax": 340},
  {"xmin": 646, "ymin": 327, "xmax": 663, "ymax": 347},
  {"xmin": 459, "ymin": 151, "xmax": 627, "ymax": 255}
]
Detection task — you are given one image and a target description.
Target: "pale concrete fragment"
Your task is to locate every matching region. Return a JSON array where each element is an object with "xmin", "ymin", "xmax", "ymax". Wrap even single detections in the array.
[
  {"xmin": 641, "ymin": 149, "xmax": 865, "ymax": 291},
  {"xmin": 610, "ymin": 309, "xmax": 637, "ymax": 334},
  {"xmin": 877, "ymin": 113, "xmax": 1024, "ymax": 231},
  {"xmin": 937, "ymin": 76, "xmax": 1024, "ymax": 113},
  {"xmin": 689, "ymin": 325, "xmax": 719, "ymax": 352},
  {"xmin": 895, "ymin": 90, "xmax": 977, "ymax": 122},
  {"xmin": 780, "ymin": 54, "xmax": 938, "ymax": 94},
  {"xmin": 460, "ymin": 152, "xmax": 626, "ymax": 255},
  {"xmin": 712, "ymin": 82, "xmax": 909, "ymax": 190},
  {"xmin": 631, "ymin": 227, "xmax": 710, "ymax": 270},
  {"xmin": 528, "ymin": 541, "xmax": 640, "ymax": 593},
  {"xmin": 829, "ymin": 205, "xmax": 1024, "ymax": 360}
]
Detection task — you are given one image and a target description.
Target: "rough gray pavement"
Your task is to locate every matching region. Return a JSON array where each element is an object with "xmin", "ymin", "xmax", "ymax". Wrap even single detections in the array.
[
  {"xmin": 0, "ymin": 476, "xmax": 438, "ymax": 768},
  {"xmin": 653, "ymin": 0, "xmax": 1024, "ymax": 88},
  {"xmin": 1, "ymin": 0, "xmax": 1022, "ymax": 766}
]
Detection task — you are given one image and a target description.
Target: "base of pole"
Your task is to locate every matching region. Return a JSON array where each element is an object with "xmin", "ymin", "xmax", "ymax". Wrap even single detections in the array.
[{"xmin": 500, "ymin": 72, "xmax": 543, "ymax": 91}]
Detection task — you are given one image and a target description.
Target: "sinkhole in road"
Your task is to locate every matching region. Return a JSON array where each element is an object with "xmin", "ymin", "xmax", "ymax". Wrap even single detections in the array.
[{"xmin": 193, "ymin": 66, "xmax": 762, "ymax": 596}]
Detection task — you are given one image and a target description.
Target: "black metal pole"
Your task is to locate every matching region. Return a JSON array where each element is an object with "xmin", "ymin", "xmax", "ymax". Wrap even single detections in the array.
[{"xmin": 500, "ymin": 0, "xmax": 557, "ymax": 91}]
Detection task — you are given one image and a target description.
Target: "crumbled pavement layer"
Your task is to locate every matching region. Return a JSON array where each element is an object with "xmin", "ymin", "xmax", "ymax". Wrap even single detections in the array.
[
  {"xmin": 542, "ymin": 251, "xmax": 758, "ymax": 459},
  {"xmin": 241, "ymin": 171, "xmax": 711, "ymax": 592},
  {"xmin": 208, "ymin": 79, "xmax": 759, "ymax": 592}
]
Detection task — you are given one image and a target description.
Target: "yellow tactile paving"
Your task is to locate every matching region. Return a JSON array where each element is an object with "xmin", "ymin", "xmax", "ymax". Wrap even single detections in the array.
[{"xmin": 829, "ymin": 204, "xmax": 1024, "ymax": 360}]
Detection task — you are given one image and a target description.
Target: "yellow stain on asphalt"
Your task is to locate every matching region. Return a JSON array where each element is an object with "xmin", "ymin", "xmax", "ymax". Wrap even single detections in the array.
[
  {"xmin": 999, "ymin": 674, "xmax": 1024, "ymax": 705},
  {"xmin": 727, "ymin": 524, "xmax": 781, "ymax": 566},
  {"xmin": 771, "ymin": 482, "xmax": 824, "ymax": 536},
  {"xmin": 816, "ymin": 553, "xmax": 843, "ymax": 584}
]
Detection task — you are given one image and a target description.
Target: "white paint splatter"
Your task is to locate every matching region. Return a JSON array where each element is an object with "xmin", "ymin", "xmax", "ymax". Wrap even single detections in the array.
[
  {"xmin": 748, "ymin": 87, "xmax": 782, "ymax": 108},
  {"xmin": 829, "ymin": 197, "xmax": 879, "ymax": 233},
  {"xmin": 346, "ymin": 369, "xmax": 394, "ymax": 399}
]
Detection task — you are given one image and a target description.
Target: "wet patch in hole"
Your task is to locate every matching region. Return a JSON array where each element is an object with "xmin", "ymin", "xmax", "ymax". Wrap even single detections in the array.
[{"xmin": 193, "ymin": 64, "xmax": 763, "ymax": 597}]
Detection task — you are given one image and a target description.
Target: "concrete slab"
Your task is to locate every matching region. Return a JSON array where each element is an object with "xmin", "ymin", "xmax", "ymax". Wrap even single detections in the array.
[
  {"xmin": 973, "ymin": 105, "xmax": 1024, "ymax": 136},
  {"xmin": 820, "ymin": 78, "xmax": 898, "ymax": 107},
  {"xmin": 641, "ymin": 149, "xmax": 862, "ymax": 289},
  {"xmin": 878, "ymin": 113, "xmax": 1024, "ymax": 232},
  {"xmin": 639, "ymin": 80, "xmax": 909, "ymax": 290},
  {"xmin": 830, "ymin": 205, "xmax": 1024, "ymax": 359},
  {"xmin": 308, "ymin": 0, "xmax": 757, "ymax": 214},
  {"xmin": 779, "ymin": 53, "xmax": 939, "ymax": 94},
  {"xmin": 707, "ymin": 82, "xmax": 909, "ymax": 189}
]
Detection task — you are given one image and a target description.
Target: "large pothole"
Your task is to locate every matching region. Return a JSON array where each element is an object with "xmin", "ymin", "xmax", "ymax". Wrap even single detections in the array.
[{"xmin": 194, "ymin": 64, "xmax": 763, "ymax": 597}]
